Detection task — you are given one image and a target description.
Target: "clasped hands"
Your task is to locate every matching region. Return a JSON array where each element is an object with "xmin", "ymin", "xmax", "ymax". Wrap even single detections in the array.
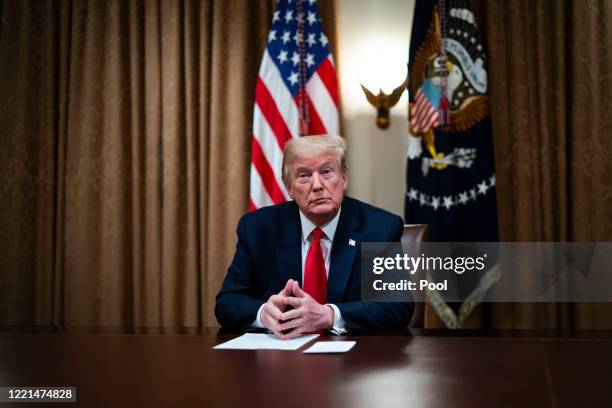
[{"xmin": 260, "ymin": 279, "xmax": 334, "ymax": 339}]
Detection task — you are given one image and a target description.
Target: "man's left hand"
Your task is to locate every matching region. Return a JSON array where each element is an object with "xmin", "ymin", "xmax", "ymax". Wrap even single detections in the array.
[{"xmin": 279, "ymin": 280, "xmax": 334, "ymax": 339}]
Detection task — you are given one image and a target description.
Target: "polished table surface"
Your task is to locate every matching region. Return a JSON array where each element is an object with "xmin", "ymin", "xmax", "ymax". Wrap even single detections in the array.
[{"xmin": 1, "ymin": 327, "xmax": 611, "ymax": 407}]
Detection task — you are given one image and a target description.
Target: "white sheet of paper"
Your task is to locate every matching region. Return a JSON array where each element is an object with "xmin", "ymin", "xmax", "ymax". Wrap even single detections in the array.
[
  {"xmin": 303, "ymin": 341, "xmax": 356, "ymax": 354},
  {"xmin": 213, "ymin": 333, "xmax": 319, "ymax": 350}
]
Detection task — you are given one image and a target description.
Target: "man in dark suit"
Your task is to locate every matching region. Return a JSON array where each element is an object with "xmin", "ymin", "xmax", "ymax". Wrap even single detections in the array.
[{"xmin": 216, "ymin": 135, "xmax": 413, "ymax": 338}]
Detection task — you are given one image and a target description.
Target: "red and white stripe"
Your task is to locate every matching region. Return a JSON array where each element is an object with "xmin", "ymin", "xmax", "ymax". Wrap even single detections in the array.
[
  {"xmin": 249, "ymin": 51, "xmax": 339, "ymax": 211},
  {"xmin": 411, "ymin": 88, "xmax": 440, "ymax": 134}
]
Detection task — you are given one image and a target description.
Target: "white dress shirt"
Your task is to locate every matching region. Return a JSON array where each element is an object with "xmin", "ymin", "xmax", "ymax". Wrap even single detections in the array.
[{"xmin": 252, "ymin": 209, "xmax": 347, "ymax": 334}]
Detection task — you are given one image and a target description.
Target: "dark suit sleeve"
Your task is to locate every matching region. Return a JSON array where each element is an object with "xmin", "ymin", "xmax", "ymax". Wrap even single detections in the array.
[
  {"xmin": 215, "ymin": 216, "xmax": 265, "ymax": 329},
  {"xmin": 335, "ymin": 215, "xmax": 414, "ymax": 332}
]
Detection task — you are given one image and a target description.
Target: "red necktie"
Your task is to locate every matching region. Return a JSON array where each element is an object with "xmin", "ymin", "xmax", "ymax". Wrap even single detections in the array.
[{"xmin": 304, "ymin": 227, "xmax": 327, "ymax": 304}]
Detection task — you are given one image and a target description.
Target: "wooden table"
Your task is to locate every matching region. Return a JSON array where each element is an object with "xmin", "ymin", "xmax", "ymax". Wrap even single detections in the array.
[{"xmin": 1, "ymin": 327, "xmax": 611, "ymax": 407}]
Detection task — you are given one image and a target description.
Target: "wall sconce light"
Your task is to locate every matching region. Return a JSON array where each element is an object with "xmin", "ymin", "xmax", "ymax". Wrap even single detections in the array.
[
  {"xmin": 337, "ymin": 7, "xmax": 411, "ymax": 126},
  {"xmin": 360, "ymin": 78, "xmax": 407, "ymax": 129}
]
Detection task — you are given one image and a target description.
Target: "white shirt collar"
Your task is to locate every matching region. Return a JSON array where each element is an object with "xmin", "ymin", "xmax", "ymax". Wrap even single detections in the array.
[{"xmin": 299, "ymin": 208, "xmax": 341, "ymax": 243}]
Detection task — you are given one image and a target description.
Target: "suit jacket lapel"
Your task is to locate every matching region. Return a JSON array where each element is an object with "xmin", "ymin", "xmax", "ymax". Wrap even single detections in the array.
[
  {"xmin": 328, "ymin": 197, "xmax": 361, "ymax": 303},
  {"xmin": 276, "ymin": 201, "xmax": 303, "ymax": 287}
]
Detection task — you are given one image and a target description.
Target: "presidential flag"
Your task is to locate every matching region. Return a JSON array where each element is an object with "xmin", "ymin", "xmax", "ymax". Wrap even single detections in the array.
[
  {"xmin": 405, "ymin": 0, "xmax": 499, "ymax": 327},
  {"xmin": 249, "ymin": 0, "xmax": 339, "ymax": 210}
]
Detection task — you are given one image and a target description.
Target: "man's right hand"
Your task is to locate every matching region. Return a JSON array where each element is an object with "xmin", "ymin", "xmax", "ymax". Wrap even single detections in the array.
[{"xmin": 260, "ymin": 279, "xmax": 294, "ymax": 339}]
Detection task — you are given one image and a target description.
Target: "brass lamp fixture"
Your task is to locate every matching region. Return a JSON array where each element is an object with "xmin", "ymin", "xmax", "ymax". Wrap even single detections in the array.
[{"xmin": 360, "ymin": 78, "xmax": 407, "ymax": 129}]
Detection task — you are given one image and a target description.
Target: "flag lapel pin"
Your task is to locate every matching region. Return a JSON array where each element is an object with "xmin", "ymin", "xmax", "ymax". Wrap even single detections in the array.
[{"xmin": 348, "ymin": 239, "xmax": 356, "ymax": 247}]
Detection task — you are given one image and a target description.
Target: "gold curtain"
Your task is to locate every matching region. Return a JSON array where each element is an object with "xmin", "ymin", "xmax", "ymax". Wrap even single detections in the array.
[
  {"xmin": 450, "ymin": 0, "xmax": 612, "ymax": 329},
  {"xmin": 0, "ymin": 0, "xmax": 338, "ymax": 327}
]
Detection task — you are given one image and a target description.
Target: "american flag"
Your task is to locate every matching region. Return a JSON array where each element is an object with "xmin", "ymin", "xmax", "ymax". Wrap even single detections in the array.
[
  {"xmin": 249, "ymin": 0, "xmax": 339, "ymax": 210},
  {"xmin": 410, "ymin": 79, "xmax": 441, "ymax": 134}
]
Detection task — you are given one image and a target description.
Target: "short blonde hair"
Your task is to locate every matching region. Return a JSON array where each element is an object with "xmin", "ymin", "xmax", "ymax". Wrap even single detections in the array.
[{"xmin": 281, "ymin": 135, "xmax": 348, "ymax": 186}]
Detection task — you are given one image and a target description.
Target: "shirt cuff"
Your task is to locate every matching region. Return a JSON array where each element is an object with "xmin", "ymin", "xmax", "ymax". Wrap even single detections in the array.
[
  {"xmin": 250, "ymin": 303, "xmax": 266, "ymax": 329},
  {"xmin": 326, "ymin": 304, "xmax": 347, "ymax": 335}
]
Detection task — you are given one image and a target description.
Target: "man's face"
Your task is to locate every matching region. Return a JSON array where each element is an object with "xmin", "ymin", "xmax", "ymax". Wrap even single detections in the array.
[{"xmin": 286, "ymin": 152, "xmax": 347, "ymax": 226}]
